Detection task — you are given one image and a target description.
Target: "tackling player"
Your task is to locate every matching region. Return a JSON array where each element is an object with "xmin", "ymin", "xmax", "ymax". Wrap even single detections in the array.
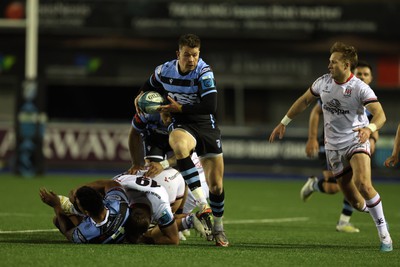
[{"xmin": 54, "ymin": 171, "xmax": 206, "ymax": 245}]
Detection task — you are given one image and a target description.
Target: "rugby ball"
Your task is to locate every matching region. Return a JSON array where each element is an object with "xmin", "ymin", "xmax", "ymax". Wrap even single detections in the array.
[{"xmin": 137, "ymin": 91, "xmax": 164, "ymax": 114}]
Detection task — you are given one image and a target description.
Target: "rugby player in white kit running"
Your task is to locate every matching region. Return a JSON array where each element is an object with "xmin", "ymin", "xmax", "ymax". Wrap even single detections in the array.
[{"xmin": 269, "ymin": 42, "xmax": 392, "ymax": 252}]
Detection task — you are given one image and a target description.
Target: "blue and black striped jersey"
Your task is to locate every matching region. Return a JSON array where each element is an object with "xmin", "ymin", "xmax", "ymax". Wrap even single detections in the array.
[
  {"xmin": 148, "ymin": 58, "xmax": 217, "ymax": 124},
  {"xmin": 72, "ymin": 187, "xmax": 130, "ymax": 244}
]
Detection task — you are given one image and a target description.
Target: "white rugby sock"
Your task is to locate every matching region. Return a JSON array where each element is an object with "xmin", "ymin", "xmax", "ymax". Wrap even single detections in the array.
[
  {"xmin": 191, "ymin": 187, "xmax": 208, "ymax": 206},
  {"xmin": 366, "ymin": 193, "xmax": 391, "ymax": 242}
]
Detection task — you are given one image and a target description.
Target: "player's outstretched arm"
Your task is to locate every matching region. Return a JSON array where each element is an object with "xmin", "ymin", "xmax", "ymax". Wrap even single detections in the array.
[
  {"xmin": 128, "ymin": 126, "xmax": 144, "ymax": 174},
  {"xmin": 71, "ymin": 180, "xmax": 121, "ymax": 198},
  {"xmin": 269, "ymin": 124, "xmax": 286, "ymax": 143},
  {"xmin": 269, "ymin": 89, "xmax": 316, "ymax": 143},
  {"xmin": 140, "ymin": 221, "xmax": 180, "ymax": 245}
]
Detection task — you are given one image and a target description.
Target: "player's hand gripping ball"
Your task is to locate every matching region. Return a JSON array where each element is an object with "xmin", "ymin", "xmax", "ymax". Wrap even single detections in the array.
[{"xmin": 137, "ymin": 91, "xmax": 164, "ymax": 114}]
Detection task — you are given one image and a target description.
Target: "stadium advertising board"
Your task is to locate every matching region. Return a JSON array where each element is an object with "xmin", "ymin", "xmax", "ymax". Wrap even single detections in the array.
[
  {"xmin": 0, "ymin": 123, "xmax": 313, "ymax": 172},
  {"xmin": 0, "ymin": 123, "xmax": 394, "ymax": 172},
  {"xmin": 33, "ymin": 1, "xmax": 399, "ymax": 40}
]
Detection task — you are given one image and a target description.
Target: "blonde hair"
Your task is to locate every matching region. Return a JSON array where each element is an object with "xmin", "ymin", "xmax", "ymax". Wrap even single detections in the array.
[{"xmin": 330, "ymin": 42, "xmax": 358, "ymax": 70}]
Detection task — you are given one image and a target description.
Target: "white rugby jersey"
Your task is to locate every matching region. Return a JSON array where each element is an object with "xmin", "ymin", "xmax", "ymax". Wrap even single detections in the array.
[
  {"xmin": 113, "ymin": 173, "xmax": 174, "ymax": 227},
  {"xmin": 310, "ymin": 73, "xmax": 378, "ymax": 150},
  {"xmin": 151, "ymin": 168, "xmax": 185, "ymax": 205}
]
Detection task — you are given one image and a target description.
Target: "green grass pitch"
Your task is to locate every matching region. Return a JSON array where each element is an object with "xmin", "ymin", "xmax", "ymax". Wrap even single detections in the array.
[{"xmin": 0, "ymin": 173, "xmax": 399, "ymax": 266}]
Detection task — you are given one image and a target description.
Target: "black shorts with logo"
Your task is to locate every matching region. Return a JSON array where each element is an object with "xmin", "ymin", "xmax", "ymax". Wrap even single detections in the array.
[
  {"xmin": 171, "ymin": 122, "xmax": 223, "ymax": 156},
  {"xmin": 141, "ymin": 130, "xmax": 171, "ymax": 162}
]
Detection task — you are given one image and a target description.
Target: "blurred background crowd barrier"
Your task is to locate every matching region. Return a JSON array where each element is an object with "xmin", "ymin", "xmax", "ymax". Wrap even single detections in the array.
[{"xmin": 0, "ymin": 0, "xmax": 399, "ymax": 176}]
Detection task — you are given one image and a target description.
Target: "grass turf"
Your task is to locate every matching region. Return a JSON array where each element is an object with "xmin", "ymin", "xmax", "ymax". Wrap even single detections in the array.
[{"xmin": 0, "ymin": 173, "xmax": 399, "ymax": 266}]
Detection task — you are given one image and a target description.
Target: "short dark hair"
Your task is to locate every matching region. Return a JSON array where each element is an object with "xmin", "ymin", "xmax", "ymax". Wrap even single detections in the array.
[
  {"xmin": 124, "ymin": 205, "xmax": 151, "ymax": 244},
  {"xmin": 330, "ymin": 42, "xmax": 358, "ymax": 70},
  {"xmin": 356, "ymin": 60, "xmax": 373, "ymax": 73},
  {"xmin": 75, "ymin": 186, "xmax": 104, "ymax": 216},
  {"xmin": 178, "ymin": 34, "xmax": 201, "ymax": 50}
]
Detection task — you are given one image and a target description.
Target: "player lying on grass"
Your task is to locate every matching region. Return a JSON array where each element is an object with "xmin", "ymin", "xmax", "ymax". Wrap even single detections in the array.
[
  {"xmin": 50, "ymin": 172, "xmax": 206, "ymax": 245},
  {"xmin": 39, "ymin": 180, "xmax": 130, "ymax": 244},
  {"xmin": 143, "ymin": 153, "xmax": 210, "ymax": 241},
  {"xmin": 110, "ymin": 172, "xmax": 205, "ymax": 244}
]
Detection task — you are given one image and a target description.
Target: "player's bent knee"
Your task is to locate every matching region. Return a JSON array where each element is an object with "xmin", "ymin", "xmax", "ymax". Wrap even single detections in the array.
[
  {"xmin": 208, "ymin": 184, "xmax": 223, "ymax": 195},
  {"xmin": 351, "ymin": 201, "xmax": 365, "ymax": 211}
]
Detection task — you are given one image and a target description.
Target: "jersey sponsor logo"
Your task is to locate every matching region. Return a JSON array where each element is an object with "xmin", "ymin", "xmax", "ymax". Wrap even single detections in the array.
[
  {"xmin": 323, "ymin": 99, "xmax": 350, "ymax": 115},
  {"xmin": 170, "ymin": 171, "xmax": 180, "ymax": 180},
  {"xmin": 216, "ymin": 139, "xmax": 221, "ymax": 148},
  {"xmin": 158, "ymin": 209, "xmax": 173, "ymax": 226},
  {"xmin": 200, "ymin": 75, "xmax": 215, "ymax": 89},
  {"xmin": 146, "ymin": 145, "xmax": 151, "ymax": 152},
  {"xmin": 149, "ymin": 191, "xmax": 162, "ymax": 199},
  {"xmin": 168, "ymin": 92, "xmax": 197, "ymax": 105},
  {"xmin": 343, "ymin": 86, "xmax": 353, "ymax": 97}
]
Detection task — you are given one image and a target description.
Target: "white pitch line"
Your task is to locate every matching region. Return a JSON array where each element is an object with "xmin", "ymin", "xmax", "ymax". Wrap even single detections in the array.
[
  {"xmin": 0, "ymin": 229, "xmax": 59, "ymax": 234},
  {"xmin": 224, "ymin": 217, "xmax": 309, "ymax": 224}
]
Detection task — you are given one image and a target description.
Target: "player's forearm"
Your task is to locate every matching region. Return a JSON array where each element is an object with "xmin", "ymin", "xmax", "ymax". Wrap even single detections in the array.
[
  {"xmin": 166, "ymin": 156, "xmax": 177, "ymax": 167},
  {"xmin": 129, "ymin": 127, "xmax": 144, "ymax": 166},
  {"xmin": 308, "ymin": 103, "xmax": 322, "ymax": 140},
  {"xmin": 308, "ymin": 113, "xmax": 320, "ymax": 140},
  {"xmin": 369, "ymin": 131, "xmax": 379, "ymax": 143},
  {"xmin": 369, "ymin": 111, "xmax": 386, "ymax": 131},
  {"xmin": 81, "ymin": 180, "xmax": 120, "ymax": 196},
  {"xmin": 366, "ymin": 102, "xmax": 386, "ymax": 131},
  {"xmin": 181, "ymin": 93, "xmax": 216, "ymax": 114},
  {"xmin": 392, "ymin": 125, "xmax": 400, "ymax": 156},
  {"xmin": 287, "ymin": 93, "xmax": 314, "ymax": 121},
  {"xmin": 151, "ymin": 232, "xmax": 179, "ymax": 245},
  {"xmin": 54, "ymin": 207, "xmax": 75, "ymax": 241}
]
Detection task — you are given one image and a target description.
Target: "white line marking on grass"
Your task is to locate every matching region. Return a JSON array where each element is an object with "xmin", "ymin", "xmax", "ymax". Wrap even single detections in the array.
[
  {"xmin": 224, "ymin": 217, "xmax": 309, "ymax": 224},
  {"xmin": 0, "ymin": 229, "xmax": 58, "ymax": 234}
]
